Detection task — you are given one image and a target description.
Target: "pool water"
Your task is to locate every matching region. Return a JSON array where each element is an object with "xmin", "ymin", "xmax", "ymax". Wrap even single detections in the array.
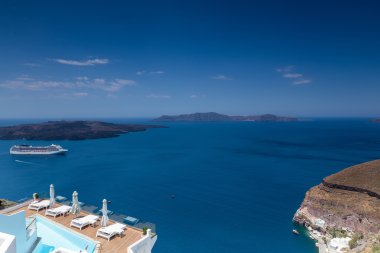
[
  {"xmin": 32, "ymin": 216, "xmax": 96, "ymax": 253},
  {"xmin": 33, "ymin": 243, "xmax": 54, "ymax": 253}
]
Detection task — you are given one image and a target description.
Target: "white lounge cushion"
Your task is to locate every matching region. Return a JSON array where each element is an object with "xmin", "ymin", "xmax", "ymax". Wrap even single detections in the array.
[
  {"xmin": 71, "ymin": 215, "xmax": 98, "ymax": 229},
  {"xmin": 55, "ymin": 205, "xmax": 71, "ymax": 212},
  {"xmin": 75, "ymin": 214, "xmax": 98, "ymax": 223},
  {"xmin": 45, "ymin": 205, "xmax": 70, "ymax": 217},
  {"xmin": 96, "ymin": 222, "xmax": 126, "ymax": 240},
  {"xmin": 28, "ymin": 200, "xmax": 50, "ymax": 210}
]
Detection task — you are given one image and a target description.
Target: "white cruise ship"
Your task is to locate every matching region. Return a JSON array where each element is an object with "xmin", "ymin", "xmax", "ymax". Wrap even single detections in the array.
[{"xmin": 10, "ymin": 144, "xmax": 68, "ymax": 155}]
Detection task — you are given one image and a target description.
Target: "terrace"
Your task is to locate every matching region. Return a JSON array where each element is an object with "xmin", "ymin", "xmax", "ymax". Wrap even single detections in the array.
[{"xmin": 0, "ymin": 200, "xmax": 157, "ymax": 253}]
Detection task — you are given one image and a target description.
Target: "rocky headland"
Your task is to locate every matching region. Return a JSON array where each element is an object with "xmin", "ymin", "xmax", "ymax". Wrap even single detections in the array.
[
  {"xmin": 154, "ymin": 112, "xmax": 297, "ymax": 122},
  {"xmin": 294, "ymin": 160, "xmax": 380, "ymax": 252},
  {"xmin": 0, "ymin": 199, "xmax": 16, "ymax": 210},
  {"xmin": 0, "ymin": 121, "xmax": 164, "ymax": 140}
]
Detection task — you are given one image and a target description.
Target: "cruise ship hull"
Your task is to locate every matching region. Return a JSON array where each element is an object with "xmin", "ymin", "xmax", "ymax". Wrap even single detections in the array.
[
  {"xmin": 9, "ymin": 144, "xmax": 68, "ymax": 155},
  {"xmin": 10, "ymin": 150, "xmax": 67, "ymax": 155}
]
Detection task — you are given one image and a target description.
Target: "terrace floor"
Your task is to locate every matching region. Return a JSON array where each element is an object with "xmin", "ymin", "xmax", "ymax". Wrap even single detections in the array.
[{"xmin": 3, "ymin": 203, "xmax": 144, "ymax": 253}]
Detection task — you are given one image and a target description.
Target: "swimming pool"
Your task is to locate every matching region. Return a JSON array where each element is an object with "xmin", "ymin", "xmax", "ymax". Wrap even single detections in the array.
[{"xmin": 32, "ymin": 216, "xmax": 97, "ymax": 253}]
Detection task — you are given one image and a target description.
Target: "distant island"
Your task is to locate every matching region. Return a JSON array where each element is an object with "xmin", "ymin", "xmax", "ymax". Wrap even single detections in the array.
[
  {"xmin": 371, "ymin": 118, "xmax": 380, "ymax": 123},
  {"xmin": 0, "ymin": 121, "xmax": 163, "ymax": 140},
  {"xmin": 153, "ymin": 112, "xmax": 297, "ymax": 122},
  {"xmin": 294, "ymin": 160, "xmax": 380, "ymax": 252}
]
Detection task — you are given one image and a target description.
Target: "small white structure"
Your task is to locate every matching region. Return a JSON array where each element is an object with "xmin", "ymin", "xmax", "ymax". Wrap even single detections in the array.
[
  {"xmin": 128, "ymin": 229, "xmax": 157, "ymax": 253},
  {"xmin": 0, "ymin": 203, "xmax": 38, "ymax": 253},
  {"xmin": 329, "ymin": 237, "xmax": 350, "ymax": 252},
  {"xmin": 314, "ymin": 218, "xmax": 326, "ymax": 229},
  {"xmin": 0, "ymin": 232, "xmax": 17, "ymax": 253}
]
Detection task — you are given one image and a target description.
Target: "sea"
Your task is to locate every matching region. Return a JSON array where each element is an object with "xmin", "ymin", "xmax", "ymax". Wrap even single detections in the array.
[{"xmin": 1, "ymin": 118, "xmax": 380, "ymax": 253}]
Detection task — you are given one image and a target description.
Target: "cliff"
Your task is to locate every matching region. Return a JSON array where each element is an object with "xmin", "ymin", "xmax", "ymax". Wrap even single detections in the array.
[
  {"xmin": 154, "ymin": 112, "xmax": 297, "ymax": 122},
  {"xmin": 0, "ymin": 121, "xmax": 164, "ymax": 140},
  {"xmin": 294, "ymin": 160, "xmax": 380, "ymax": 252},
  {"xmin": 0, "ymin": 199, "xmax": 16, "ymax": 210}
]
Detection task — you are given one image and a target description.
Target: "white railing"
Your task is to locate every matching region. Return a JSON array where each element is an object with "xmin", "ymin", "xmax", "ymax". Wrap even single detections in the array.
[
  {"xmin": 26, "ymin": 217, "xmax": 36, "ymax": 240},
  {"xmin": 128, "ymin": 229, "xmax": 157, "ymax": 253}
]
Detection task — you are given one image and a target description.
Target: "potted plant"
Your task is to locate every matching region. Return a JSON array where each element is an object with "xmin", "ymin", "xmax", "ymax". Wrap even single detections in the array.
[
  {"xmin": 33, "ymin": 193, "xmax": 39, "ymax": 202},
  {"xmin": 142, "ymin": 227, "xmax": 148, "ymax": 235}
]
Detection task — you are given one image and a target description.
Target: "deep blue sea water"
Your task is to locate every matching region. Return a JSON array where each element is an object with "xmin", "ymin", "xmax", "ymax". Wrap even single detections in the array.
[{"xmin": 1, "ymin": 119, "xmax": 380, "ymax": 253}]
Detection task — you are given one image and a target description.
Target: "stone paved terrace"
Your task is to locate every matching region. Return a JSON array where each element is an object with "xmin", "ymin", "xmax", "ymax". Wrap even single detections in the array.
[{"xmin": 1, "ymin": 201, "xmax": 147, "ymax": 253}]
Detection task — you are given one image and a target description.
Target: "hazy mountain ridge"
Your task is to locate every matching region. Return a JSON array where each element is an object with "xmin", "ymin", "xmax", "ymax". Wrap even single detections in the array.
[
  {"xmin": 154, "ymin": 112, "xmax": 297, "ymax": 122},
  {"xmin": 0, "ymin": 121, "xmax": 163, "ymax": 140}
]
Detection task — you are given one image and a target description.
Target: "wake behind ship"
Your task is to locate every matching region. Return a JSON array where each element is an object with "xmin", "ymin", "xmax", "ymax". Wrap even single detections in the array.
[{"xmin": 10, "ymin": 144, "xmax": 68, "ymax": 155}]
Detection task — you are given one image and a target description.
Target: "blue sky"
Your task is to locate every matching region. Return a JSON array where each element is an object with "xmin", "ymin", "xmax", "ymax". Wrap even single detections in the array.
[{"xmin": 0, "ymin": 0, "xmax": 379, "ymax": 118}]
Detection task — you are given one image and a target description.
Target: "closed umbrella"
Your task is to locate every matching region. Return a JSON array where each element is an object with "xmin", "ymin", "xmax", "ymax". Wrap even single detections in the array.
[
  {"xmin": 49, "ymin": 184, "xmax": 55, "ymax": 208},
  {"xmin": 70, "ymin": 191, "xmax": 81, "ymax": 216},
  {"xmin": 101, "ymin": 199, "xmax": 109, "ymax": 227}
]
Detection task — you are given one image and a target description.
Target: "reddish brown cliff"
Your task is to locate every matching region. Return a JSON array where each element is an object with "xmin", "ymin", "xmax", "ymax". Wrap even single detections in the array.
[{"xmin": 294, "ymin": 160, "xmax": 380, "ymax": 234}]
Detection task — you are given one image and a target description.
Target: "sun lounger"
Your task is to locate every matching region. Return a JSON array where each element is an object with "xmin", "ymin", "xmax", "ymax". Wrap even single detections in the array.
[
  {"xmin": 96, "ymin": 223, "xmax": 127, "ymax": 241},
  {"xmin": 124, "ymin": 216, "xmax": 139, "ymax": 225},
  {"xmin": 70, "ymin": 215, "xmax": 99, "ymax": 230},
  {"xmin": 55, "ymin": 196, "xmax": 67, "ymax": 202},
  {"xmin": 28, "ymin": 200, "xmax": 50, "ymax": 212},
  {"xmin": 45, "ymin": 205, "xmax": 71, "ymax": 218}
]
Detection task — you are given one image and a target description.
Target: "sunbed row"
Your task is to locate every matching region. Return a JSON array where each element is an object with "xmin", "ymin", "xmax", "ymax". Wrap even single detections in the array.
[
  {"xmin": 70, "ymin": 213, "xmax": 127, "ymax": 241},
  {"xmin": 28, "ymin": 201, "xmax": 128, "ymax": 241}
]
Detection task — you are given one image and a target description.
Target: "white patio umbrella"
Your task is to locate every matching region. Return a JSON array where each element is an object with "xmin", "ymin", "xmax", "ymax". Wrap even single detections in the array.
[
  {"xmin": 49, "ymin": 184, "xmax": 55, "ymax": 208},
  {"xmin": 70, "ymin": 191, "xmax": 81, "ymax": 216},
  {"xmin": 101, "ymin": 199, "xmax": 109, "ymax": 227}
]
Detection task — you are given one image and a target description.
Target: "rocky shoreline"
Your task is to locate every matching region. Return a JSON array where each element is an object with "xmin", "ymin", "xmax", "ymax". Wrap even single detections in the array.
[{"xmin": 294, "ymin": 160, "xmax": 380, "ymax": 253}]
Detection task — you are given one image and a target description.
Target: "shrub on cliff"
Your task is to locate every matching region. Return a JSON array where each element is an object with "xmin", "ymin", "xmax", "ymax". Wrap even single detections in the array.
[
  {"xmin": 349, "ymin": 233, "xmax": 363, "ymax": 249},
  {"xmin": 372, "ymin": 244, "xmax": 380, "ymax": 253},
  {"xmin": 328, "ymin": 227, "xmax": 347, "ymax": 238}
]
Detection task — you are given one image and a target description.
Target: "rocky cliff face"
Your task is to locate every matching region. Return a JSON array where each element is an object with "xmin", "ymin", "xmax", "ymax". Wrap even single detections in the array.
[
  {"xmin": 294, "ymin": 160, "xmax": 380, "ymax": 252},
  {"xmin": 293, "ymin": 160, "xmax": 380, "ymax": 253}
]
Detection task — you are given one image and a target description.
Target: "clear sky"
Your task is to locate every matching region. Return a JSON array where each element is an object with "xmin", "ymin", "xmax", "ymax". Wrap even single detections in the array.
[{"xmin": 0, "ymin": 0, "xmax": 379, "ymax": 118}]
